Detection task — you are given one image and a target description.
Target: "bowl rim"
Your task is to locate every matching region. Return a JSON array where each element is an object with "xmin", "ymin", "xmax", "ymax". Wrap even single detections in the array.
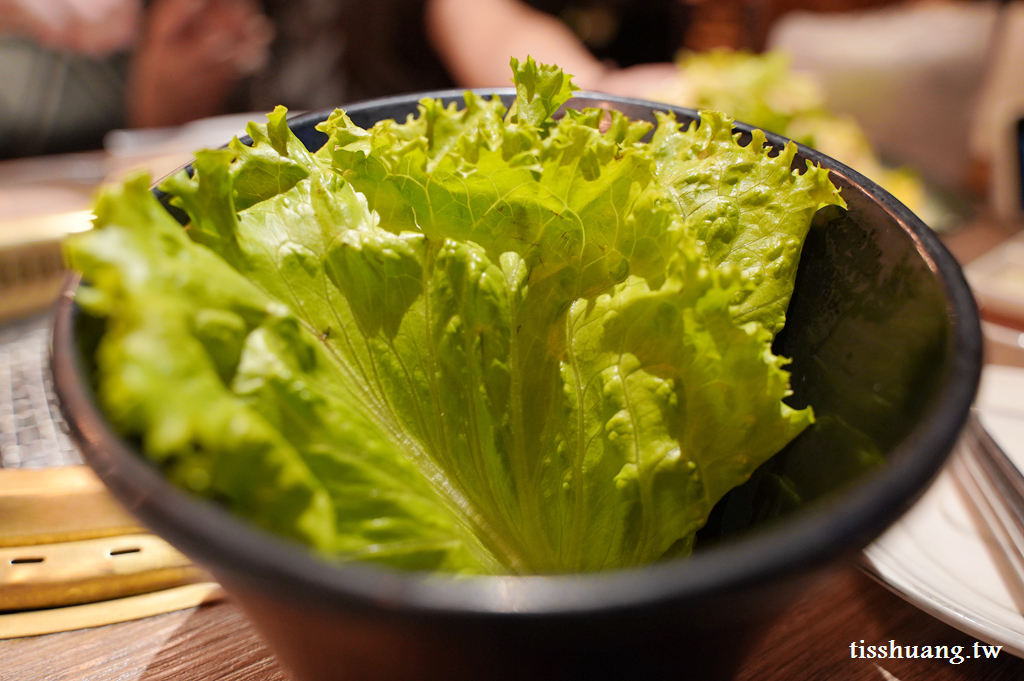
[{"xmin": 52, "ymin": 88, "xmax": 983, "ymax": 620}]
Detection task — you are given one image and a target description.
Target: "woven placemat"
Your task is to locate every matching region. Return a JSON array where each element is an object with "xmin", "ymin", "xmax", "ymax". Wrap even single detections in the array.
[{"xmin": 0, "ymin": 311, "xmax": 80, "ymax": 469}]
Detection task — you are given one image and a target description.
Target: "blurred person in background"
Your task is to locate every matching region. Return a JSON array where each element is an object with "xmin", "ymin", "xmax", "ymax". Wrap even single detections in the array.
[
  {"xmin": 0, "ymin": 0, "xmax": 451, "ymax": 157},
  {"xmin": 0, "ymin": 0, "xmax": 140, "ymax": 56},
  {"xmin": 0, "ymin": 0, "xmax": 1001, "ymax": 184},
  {"xmin": 0, "ymin": 0, "xmax": 280, "ymax": 157},
  {"xmin": 127, "ymin": 0, "xmax": 447, "ymax": 125},
  {"xmin": 422, "ymin": 0, "xmax": 904, "ymax": 96},
  {"xmin": 0, "ymin": 0, "xmax": 140, "ymax": 157}
]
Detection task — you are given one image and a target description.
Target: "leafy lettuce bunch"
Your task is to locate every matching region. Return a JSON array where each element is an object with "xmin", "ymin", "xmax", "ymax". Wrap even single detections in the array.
[{"xmin": 65, "ymin": 57, "xmax": 843, "ymax": 575}]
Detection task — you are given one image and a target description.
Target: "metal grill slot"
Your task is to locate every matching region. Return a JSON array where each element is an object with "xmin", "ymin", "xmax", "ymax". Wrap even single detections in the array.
[{"xmin": 109, "ymin": 548, "xmax": 141, "ymax": 556}]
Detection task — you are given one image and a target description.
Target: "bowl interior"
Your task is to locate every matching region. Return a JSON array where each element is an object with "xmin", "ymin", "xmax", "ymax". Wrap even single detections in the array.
[{"xmin": 55, "ymin": 90, "xmax": 982, "ymax": 616}]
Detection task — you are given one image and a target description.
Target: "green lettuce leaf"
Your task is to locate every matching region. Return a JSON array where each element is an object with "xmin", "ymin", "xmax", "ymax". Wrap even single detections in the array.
[
  {"xmin": 66, "ymin": 59, "xmax": 837, "ymax": 574},
  {"xmin": 650, "ymin": 110, "xmax": 845, "ymax": 334},
  {"xmin": 506, "ymin": 55, "xmax": 580, "ymax": 129},
  {"xmin": 67, "ymin": 173, "xmax": 496, "ymax": 573}
]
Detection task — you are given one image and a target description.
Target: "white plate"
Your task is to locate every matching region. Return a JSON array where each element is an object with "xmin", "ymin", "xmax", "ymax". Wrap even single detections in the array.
[{"xmin": 863, "ymin": 365, "xmax": 1024, "ymax": 658}]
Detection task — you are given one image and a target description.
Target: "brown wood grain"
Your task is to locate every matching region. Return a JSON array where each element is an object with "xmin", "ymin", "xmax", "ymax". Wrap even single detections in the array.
[
  {"xmin": 2, "ymin": 566, "xmax": 1023, "ymax": 681},
  {"xmin": 738, "ymin": 568, "xmax": 1024, "ymax": 681},
  {"xmin": 0, "ymin": 600, "xmax": 285, "ymax": 681}
]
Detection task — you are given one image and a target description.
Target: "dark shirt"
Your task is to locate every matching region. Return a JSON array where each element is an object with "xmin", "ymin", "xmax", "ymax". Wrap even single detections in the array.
[
  {"xmin": 250, "ymin": 0, "xmax": 454, "ymax": 110},
  {"xmin": 525, "ymin": 0, "xmax": 684, "ymax": 68},
  {"xmin": 252, "ymin": 0, "xmax": 685, "ymax": 110}
]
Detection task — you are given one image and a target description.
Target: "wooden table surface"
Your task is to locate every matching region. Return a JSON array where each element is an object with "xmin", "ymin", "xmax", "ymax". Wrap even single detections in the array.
[{"xmin": 2, "ymin": 565, "xmax": 1023, "ymax": 681}]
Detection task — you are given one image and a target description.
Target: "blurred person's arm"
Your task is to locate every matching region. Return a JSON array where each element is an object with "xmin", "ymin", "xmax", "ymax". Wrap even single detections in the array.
[
  {"xmin": 126, "ymin": 0, "xmax": 273, "ymax": 129},
  {"xmin": 424, "ymin": 0, "xmax": 676, "ymax": 98},
  {"xmin": 0, "ymin": 0, "xmax": 140, "ymax": 56}
]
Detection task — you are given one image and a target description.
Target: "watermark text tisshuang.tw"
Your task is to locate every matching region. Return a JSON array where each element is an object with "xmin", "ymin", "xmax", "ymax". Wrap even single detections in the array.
[{"xmin": 850, "ymin": 640, "xmax": 1003, "ymax": 665}]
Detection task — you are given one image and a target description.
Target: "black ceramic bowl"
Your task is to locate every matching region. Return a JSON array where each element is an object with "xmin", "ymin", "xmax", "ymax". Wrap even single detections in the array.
[{"xmin": 52, "ymin": 91, "xmax": 982, "ymax": 681}]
